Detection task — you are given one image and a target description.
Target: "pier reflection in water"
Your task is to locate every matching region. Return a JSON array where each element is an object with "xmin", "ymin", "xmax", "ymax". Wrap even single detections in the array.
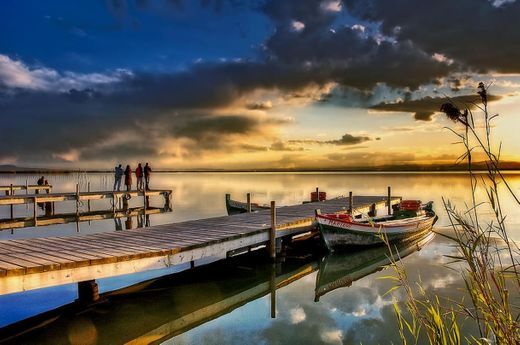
[{"xmin": 0, "ymin": 231, "xmax": 437, "ymax": 345}]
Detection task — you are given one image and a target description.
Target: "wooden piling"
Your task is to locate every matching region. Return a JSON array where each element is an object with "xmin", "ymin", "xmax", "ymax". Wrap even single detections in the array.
[
  {"xmin": 387, "ymin": 186, "xmax": 392, "ymax": 215},
  {"xmin": 316, "ymin": 187, "xmax": 319, "ymax": 201},
  {"xmin": 75, "ymin": 184, "xmax": 80, "ymax": 215},
  {"xmin": 246, "ymin": 193, "xmax": 252, "ymax": 213},
  {"xmin": 270, "ymin": 263, "xmax": 276, "ymax": 318},
  {"xmin": 348, "ymin": 191, "xmax": 353, "ymax": 214},
  {"xmin": 87, "ymin": 182, "xmax": 91, "ymax": 212},
  {"xmin": 77, "ymin": 280, "xmax": 99, "ymax": 303},
  {"xmin": 270, "ymin": 201, "xmax": 276, "ymax": 260},
  {"xmin": 33, "ymin": 196, "xmax": 37, "ymax": 227}
]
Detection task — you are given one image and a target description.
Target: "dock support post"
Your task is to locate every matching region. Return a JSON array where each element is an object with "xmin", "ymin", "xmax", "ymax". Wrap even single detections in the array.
[
  {"xmin": 270, "ymin": 263, "xmax": 276, "ymax": 318},
  {"xmin": 77, "ymin": 280, "xmax": 99, "ymax": 303},
  {"xmin": 246, "ymin": 193, "xmax": 251, "ymax": 213},
  {"xmin": 144, "ymin": 189, "xmax": 148, "ymax": 213},
  {"xmin": 270, "ymin": 201, "xmax": 276, "ymax": 260},
  {"xmin": 316, "ymin": 187, "xmax": 319, "ymax": 201},
  {"xmin": 33, "ymin": 196, "xmax": 37, "ymax": 227},
  {"xmin": 25, "ymin": 180, "xmax": 28, "ymax": 195},
  {"xmin": 75, "ymin": 183, "xmax": 80, "ymax": 215},
  {"xmin": 387, "ymin": 186, "xmax": 392, "ymax": 215},
  {"xmin": 9, "ymin": 184, "xmax": 13, "ymax": 196},
  {"xmin": 87, "ymin": 182, "xmax": 91, "ymax": 212},
  {"xmin": 348, "ymin": 191, "xmax": 353, "ymax": 214}
]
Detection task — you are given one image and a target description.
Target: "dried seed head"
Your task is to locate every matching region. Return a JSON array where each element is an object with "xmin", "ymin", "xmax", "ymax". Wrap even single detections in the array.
[
  {"xmin": 477, "ymin": 82, "xmax": 487, "ymax": 106},
  {"xmin": 440, "ymin": 102, "xmax": 469, "ymax": 127}
]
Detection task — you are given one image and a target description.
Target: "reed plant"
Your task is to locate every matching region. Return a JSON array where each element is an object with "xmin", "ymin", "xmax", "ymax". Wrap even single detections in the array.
[{"xmin": 384, "ymin": 83, "xmax": 520, "ymax": 344}]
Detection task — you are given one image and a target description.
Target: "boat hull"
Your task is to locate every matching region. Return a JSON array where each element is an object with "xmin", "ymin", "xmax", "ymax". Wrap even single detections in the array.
[
  {"xmin": 317, "ymin": 213, "xmax": 436, "ymax": 250},
  {"xmin": 225, "ymin": 197, "xmax": 269, "ymax": 215}
]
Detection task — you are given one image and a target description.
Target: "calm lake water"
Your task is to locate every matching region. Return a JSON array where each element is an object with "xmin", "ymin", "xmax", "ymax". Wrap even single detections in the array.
[{"xmin": 0, "ymin": 172, "xmax": 519, "ymax": 344}]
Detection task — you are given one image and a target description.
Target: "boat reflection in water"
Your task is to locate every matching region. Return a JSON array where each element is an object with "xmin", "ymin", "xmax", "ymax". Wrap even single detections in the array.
[{"xmin": 314, "ymin": 231, "xmax": 435, "ymax": 301}]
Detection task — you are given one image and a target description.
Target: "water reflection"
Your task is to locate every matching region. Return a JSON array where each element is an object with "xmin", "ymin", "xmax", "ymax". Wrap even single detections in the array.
[
  {"xmin": 0, "ymin": 172, "xmax": 519, "ymax": 343},
  {"xmin": 0, "ymin": 249, "xmax": 319, "ymax": 345},
  {"xmin": 314, "ymin": 232, "xmax": 434, "ymax": 301}
]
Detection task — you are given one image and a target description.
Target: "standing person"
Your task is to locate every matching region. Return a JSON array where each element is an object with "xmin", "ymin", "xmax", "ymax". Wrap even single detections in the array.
[
  {"xmin": 124, "ymin": 165, "xmax": 132, "ymax": 191},
  {"xmin": 113, "ymin": 164, "xmax": 123, "ymax": 191},
  {"xmin": 135, "ymin": 163, "xmax": 144, "ymax": 191},
  {"xmin": 144, "ymin": 163, "xmax": 152, "ymax": 191}
]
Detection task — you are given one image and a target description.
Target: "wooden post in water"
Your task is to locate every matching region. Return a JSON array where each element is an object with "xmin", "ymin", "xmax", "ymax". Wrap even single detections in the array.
[
  {"xmin": 246, "ymin": 193, "xmax": 252, "ymax": 213},
  {"xmin": 316, "ymin": 187, "xmax": 319, "ymax": 201},
  {"xmin": 75, "ymin": 183, "xmax": 80, "ymax": 215},
  {"xmin": 348, "ymin": 191, "xmax": 353, "ymax": 214},
  {"xmin": 33, "ymin": 196, "xmax": 37, "ymax": 227},
  {"xmin": 9, "ymin": 184, "xmax": 13, "ymax": 219},
  {"xmin": 112, "ymin": 193, "xmax": 116, "ymax": 213},
  {"xmin": 25, "ymin": 180, "xmax": 28, "ymax": 195},
  {"xmin": 87, "ymin": 182, "xmax": 91, "ymax": 212},
  {"xmin": 143, "ymin": 189, "xmax": 148, "ymax": 213},
  {"xmin": 270, "ymin": 263, "xmax": 276, "ymax": 318},
  {"xmin": 387, "ymin": 186, "xmax": 392, "ymax": 215},
  {"xmin": 270, "ymin": 201, "xmax": 276, "ymax": 260},
  {"xmin": 77, "ymin": 280, "xmax": 99, "ymax": 303}
]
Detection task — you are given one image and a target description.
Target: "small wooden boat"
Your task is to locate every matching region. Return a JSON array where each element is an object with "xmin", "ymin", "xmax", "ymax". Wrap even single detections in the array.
[
  {"xmin": 225, "ymin": 194, "xmax": 270, "ymax": 215},
  {"xmin": 315, "ymin": 231, "xmax": 434, "ymax": 300},
  {"xmin": 316, "ymin": 200, "xmax": 437, "ymax": 251}
]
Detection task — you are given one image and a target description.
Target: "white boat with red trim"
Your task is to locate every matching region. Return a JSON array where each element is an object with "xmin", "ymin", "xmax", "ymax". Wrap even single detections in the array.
[{"xmin": 315, "ymin": 200, "xmax": 437, "ymax": 251}]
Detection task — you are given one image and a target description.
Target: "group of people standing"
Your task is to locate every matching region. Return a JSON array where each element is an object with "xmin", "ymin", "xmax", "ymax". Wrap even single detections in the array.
[{"xmin": 113, "ymin": 163, "xmax": 152, "ymax": 191}]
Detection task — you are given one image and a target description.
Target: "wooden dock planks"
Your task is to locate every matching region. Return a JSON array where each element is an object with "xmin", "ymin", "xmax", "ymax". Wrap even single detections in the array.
[
  {"xmin": 0, "ymin": 206, "xmax": 169, "ymax": 230},
  {"xmin": 0, "ymin": 189, "xmax": 171, "ymax": 206},
  {"xmin": 0, "ymin": 195, "xmax": 401, "ymax": 294}
]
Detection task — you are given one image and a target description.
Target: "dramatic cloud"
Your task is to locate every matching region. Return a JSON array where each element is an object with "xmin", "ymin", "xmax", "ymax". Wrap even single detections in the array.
[
  {"xmin": 370, "ymin": 94, "xmax": 502, "ymax": 121},
  {"xmin": 344, "ymin": 0, "xmax": 520, "ymax": 73},
  {"xmin": 261, "ymin": 0, "xmax": 452, "ymax": 91},
  {"xmin": 289, "ymin": 133, "xmax": 374, "ymax": 146}
]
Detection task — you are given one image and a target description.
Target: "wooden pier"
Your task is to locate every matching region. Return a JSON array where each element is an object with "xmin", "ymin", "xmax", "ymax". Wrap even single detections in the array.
[
  {"xmin": 0, "ymin": 188, "xmax": 173, "ymax": 228},
  {"xmin": 0, "ymin": 189, "xmax": 171, "ymax": 207},
  {"xmin": 0, "ymin": 193, "xmax": 401, "ymax": 296},
  {"xmin": 0, "ymin": 205, "xmax": 171, "ymax": 231},
  {"xmin": 0, "ymin": 185, "xmax": 52, "ymax": 195}
]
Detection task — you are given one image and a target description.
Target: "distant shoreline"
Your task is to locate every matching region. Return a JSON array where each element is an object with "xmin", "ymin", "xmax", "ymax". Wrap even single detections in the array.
[{"xmin": 1, "ymin": 168, "xmax": 520, "ymax": 174}]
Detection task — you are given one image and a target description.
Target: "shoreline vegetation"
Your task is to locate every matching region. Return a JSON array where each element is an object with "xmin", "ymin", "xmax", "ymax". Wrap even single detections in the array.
[
  {"xmin": 387, "ymin": 83, "xmax": 520, "ymax": 344},
  {"xmin": 1, "ymin": 162, "xmax": 520, "ymax": 174}
]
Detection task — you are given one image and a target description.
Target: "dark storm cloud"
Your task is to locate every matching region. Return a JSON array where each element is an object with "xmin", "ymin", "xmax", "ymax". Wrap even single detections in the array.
[
  {"xmin": 370, "ymin": 94, "xmax": 502, "ymax": 121},
  {"xmin": 344, "ymin": 0, "xmax": 520, "ymax": 73},
  {"xmin": 289, "ymin": 133, "xmax": 373, "ymax": 146},
  {"xmin": 261, "ymin": 1, "xmax": 452, "ymax": 91}
]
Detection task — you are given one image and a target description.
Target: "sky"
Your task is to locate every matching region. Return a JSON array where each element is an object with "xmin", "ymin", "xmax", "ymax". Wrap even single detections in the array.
[{"xmin": 1, "ymin": 0, "xmax": 520, "ymax": 170}]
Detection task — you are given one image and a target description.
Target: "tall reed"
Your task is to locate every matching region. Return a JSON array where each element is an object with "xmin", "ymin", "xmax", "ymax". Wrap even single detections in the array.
[{"xmin": 386, "ymin": 83, "xmax": 520, "ymax": 344}]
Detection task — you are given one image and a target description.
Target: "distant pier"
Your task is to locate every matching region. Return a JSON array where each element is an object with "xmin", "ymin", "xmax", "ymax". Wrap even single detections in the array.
[{"xmin": 0, "ymin": 186, "xmax": 173, "ymax": 228}]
